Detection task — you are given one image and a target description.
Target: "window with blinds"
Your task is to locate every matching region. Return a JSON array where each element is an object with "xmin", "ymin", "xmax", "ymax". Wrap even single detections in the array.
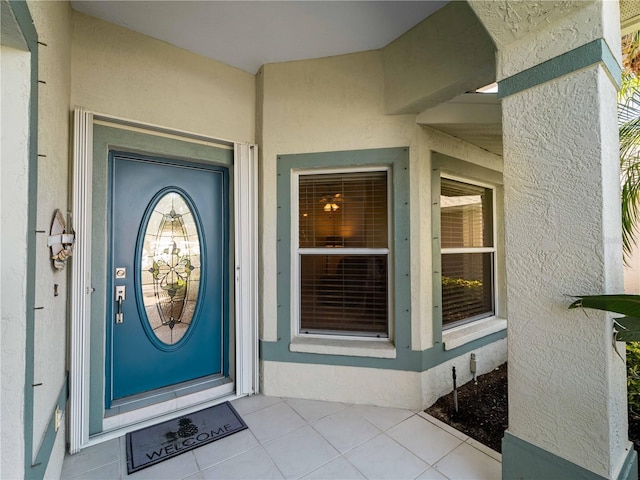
[
  {"xmin": 297, "ymin": 170, "xmax": 389, "ymax": 337},
  {"xmin": 440, "ymin": 177, "xmax": 495, "ymax": 328}
]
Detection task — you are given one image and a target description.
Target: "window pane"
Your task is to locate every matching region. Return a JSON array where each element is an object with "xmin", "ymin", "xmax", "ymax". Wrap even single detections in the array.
[
  {"xmin": 300, "ymin": 254, "xmax": 388, "ymax": 336},
  {"xmin": 299, "ymin": 172, "xmax": 387, "ymax": 248},
  {"xmin": 141, "ymin": 192, "xmax": 200, "ymax": 345},
  {"xmin": 441, "ymin": 178, "xmax": 493, "ymax": 248},
  {"xmin": 441, "ymin": 253, "xmax": 494, "ymax": 326}
]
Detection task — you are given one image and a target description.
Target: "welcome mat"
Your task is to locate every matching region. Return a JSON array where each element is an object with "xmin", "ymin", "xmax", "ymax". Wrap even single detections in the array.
[{"xmin": 125, "ymin": 402, "xmax": 247, "ymax": 474}]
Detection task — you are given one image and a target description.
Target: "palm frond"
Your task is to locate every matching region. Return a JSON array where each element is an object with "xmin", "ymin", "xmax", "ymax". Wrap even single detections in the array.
[
  {"xmin": 620, "ymin": 71, "xmax": 640, "ymax": 263},
  {"xmin": 622, "ymin": 32, "xmax": 640, "ymax": 77}
]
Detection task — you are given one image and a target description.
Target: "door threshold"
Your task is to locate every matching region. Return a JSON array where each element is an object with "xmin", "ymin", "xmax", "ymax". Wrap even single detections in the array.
[
  {"xmin": 107, "ymin": 375, "xmax": 230, "ymax": 416},
  {"xmin": 102, "ymin": 378, "xmax": 234, "ymax": 432}
]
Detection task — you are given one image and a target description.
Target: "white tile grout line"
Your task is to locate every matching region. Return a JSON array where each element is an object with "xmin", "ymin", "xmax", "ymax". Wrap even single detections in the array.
[
  {"xmin": 62, "ymin": 459, "xmax": 122, "ymax": 480},
  {"xmin": 378, "ymin": 428, "xmax": 437, "ymax": 467},
  {"xmin": 231, "ymin": 395, "xmax": 285, "ymax": 416},
  {"xmin": 416, "ymin": 410, "xmax": 504, "ymax": 461},
  {"xmin": 63, "ymin": 406, "xmax": 501, "ymax": 479},
  {"xmin": 409, "ymin": 413, "xmax": 504, "ymax": 468},
  {"xmin": 417, "ymin": 413, "xmax": 502, "ymax": 462},
  {"xmin": 417, "ymin": 412, "xmax": 469, "ymax": 441},
  {"xmin": 307, "ymin": 410, "xmax": 384, "ymax": 455},
  {"xmin": 463, "ymin": 437, "xmax": 502, "ymax": 462}
]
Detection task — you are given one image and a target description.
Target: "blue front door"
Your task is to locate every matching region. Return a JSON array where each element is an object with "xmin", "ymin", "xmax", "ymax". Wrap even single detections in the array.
[{"xmin": 107, "ymin": 152, "xmax": 228, "ymax": 406}]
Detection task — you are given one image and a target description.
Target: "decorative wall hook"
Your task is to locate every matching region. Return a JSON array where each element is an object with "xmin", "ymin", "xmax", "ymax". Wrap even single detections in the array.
[{"xmin": 48, "ymin": 209, "xmax": 75, "ymax": 271}]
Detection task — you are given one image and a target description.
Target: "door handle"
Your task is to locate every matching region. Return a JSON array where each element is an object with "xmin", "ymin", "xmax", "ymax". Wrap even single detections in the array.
[{"xmin": 115, "ymin": 286, "xmax": 126, "ymax": 324}]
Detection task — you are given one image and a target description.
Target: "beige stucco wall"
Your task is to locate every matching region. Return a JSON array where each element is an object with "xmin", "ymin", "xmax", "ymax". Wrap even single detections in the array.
[
  {"xmin": 382, "ymin": 1, "xmax": 496, "ymax": 114},
  {"xmin": 0, "ymin": 44, "xmax": 31, "ymax": 480},
  {"xmin": 470, "ymin": 0, "xmax": 621, "ymax": 81},
  {"xmin": 503, "ymin": 63, "xmax": 626, "ymax": 480},
  {"xmin": 1, "ymin": 2, "xmax": 73, "ymax": 477},
  {"xmin": 27, "ymin": 3, "xmax": 73, "ymax": 473},
  {"xmin": 257, "ymin": 47, "xmax": 505, "ymax": 407},
  {"xmin": 262, "ymin": 339, "xmax": 507, "ymax": 410},
  {"xmin": 257, "ymin": 50, "xmax": 415, "ymax": 343},
  {"xmin": 258, "ymin": 50, "xmax": 503, "ymax": 347},
  {"xmin": 470, "ymin": 1, "xmax": 629, "ymax": 477},
  {"xmin": 13, "ymin": 2, "xmax": 258, "ymax": 474},
  {"xmin": 71, "ymin": 11, "xmax": 255, "ymax": 143}
]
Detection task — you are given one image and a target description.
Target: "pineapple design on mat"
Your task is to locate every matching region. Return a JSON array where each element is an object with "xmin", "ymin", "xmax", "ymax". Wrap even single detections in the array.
[{"xmin": 164, "ymin": 417, "xmax": 198, "ymax": 443}]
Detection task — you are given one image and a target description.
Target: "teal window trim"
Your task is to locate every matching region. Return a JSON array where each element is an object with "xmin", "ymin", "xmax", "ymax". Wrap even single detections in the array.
[
  {"xmin": 276, "ymin": 148, "xmax": 411, "ymax": 367},
  {"xmin": 430, "ymin": 152, "xmax": 504, "ymax": 345},
  {"xmin": 260, "ymin": 328, "xmax": 507, "ymax": 372},
  {"xmin": 431, "ymin": 167, "xmax": 443, "ymax": 345},
  {"xmin": 262, "ymin": 148, "xmax": 507, "ymax": 372}
]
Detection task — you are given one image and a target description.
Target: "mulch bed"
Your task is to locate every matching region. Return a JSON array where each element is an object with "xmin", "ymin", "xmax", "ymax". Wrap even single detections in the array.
[
  {"xmin": 425, "ymin": 363, "xmax": 508, "ymax": 453},
  {"xmin": 426, "ymin": 362, "xmax": 640, "ymax": 462}
]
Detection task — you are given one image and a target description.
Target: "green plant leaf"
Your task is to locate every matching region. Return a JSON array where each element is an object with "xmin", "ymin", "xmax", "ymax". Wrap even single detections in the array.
[
  {"xmin": 614, "ymin": 316, "xmax": 640, "ymax": 330},
  {"xmin": 617, "ymin": 330, "xmax": 640, "ymax": 342},
  {"xmin": 569, "ymin": 295, "xmax": 640, "ymax": 317},
  {"xmin": 614, "ymin": 317, "xmax": 640, "ymax": 342}
]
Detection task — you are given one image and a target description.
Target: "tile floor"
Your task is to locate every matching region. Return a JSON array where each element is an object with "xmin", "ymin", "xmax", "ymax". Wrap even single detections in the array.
[{"xmin": 60, "ymin": 396, "xmax": 501, "ymax": 480}]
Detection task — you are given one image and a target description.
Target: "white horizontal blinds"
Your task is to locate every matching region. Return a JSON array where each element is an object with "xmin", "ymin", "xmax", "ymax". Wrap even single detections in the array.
[
  {"xmin": 299, "ymin": 172, "xmax": 388, "ymax": 249},
  {"xmin": 441, "ymin": 178, "xmax": 495, "ymax": 327},
  {"xmin": 300, "ymin": 255, "xmax": 388, "ymax": 335},
  {"xmin": 298, "ymin": 171, "xmax": 389, "ymax": 337},
  {"xmin": 440, "ymin": 179, "xmax": 493, "ymax": 248}
]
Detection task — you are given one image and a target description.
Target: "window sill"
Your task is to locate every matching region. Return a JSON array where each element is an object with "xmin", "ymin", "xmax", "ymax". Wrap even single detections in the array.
[
  {"xmin": 290, "ymin": 336, "xmax": 397, "ymax": 359},
  {"xmin": 443, "ymin": 317, "xmax": 507, "ymax": 351}
]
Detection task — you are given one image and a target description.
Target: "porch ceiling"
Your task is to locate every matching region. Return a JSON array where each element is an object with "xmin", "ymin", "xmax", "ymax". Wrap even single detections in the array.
[
  {"xmin": 417, "ymin": 93, "xmax": 503, "ymax": 156},
  {"xmin": 70, "ymin": 1, "xmax": 448, "ymax": 74}
]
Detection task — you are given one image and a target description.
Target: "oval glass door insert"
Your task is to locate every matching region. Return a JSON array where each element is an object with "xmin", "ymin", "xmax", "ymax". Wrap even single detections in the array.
[{"xmin": 140, "ymin": 191, "xmax": 201, "ymax": 345}]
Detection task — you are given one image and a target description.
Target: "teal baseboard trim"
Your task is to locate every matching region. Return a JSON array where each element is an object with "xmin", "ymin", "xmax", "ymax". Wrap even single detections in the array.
[
  {"xmin": 419, "ymin": 329, "xmax": 506, "ymax": 371},
  {"xmin": 259, "ymin": 329, "xmax": 506, "ymax": 373},
  {"xmin": 27, "ymin": 376, "xmax": 69, "ymax": 480},
  {"xmin": 617, "ymin": 446, "xmax": 638, "ymax": 480},
  {"xmin": 502, "ymin": 431, "xmax": 638, "ymax": 480},
  {"xmin": 498, "ymin": 39, "xmax": 622, "ymax": 100}
]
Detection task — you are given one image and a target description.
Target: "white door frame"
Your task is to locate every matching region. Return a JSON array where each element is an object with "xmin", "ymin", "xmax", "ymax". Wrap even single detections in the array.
[{"xmin": 69, "ymin": 107, "xmax": 259, "ymax": 452}]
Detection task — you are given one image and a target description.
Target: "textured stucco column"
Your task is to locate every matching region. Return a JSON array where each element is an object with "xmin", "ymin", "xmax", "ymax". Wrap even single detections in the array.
[
  {"xmin": 469, "ymin": 1, "xmax": 636, "ymax": 479},
  {"xmin": 501, "ymin": 63, "xmax": 634, "ymax": 480}
]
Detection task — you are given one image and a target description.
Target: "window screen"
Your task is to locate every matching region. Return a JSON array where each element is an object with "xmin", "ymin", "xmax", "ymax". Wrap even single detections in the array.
[
  {"xmin": 297, "ymin": 171, "xmax": 389, "ymax": 337},
  {"xmin": 440, "ymin": 178, "xmax": 495, "ymax": 327}
]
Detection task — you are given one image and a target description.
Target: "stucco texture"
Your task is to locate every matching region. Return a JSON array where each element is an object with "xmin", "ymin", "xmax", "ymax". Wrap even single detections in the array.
[
  {"xmin": 27, "ymin": 2, "xmax": 73, "ymax": 468},
  {"xmin": 258, "ymin": 46, "xmax": 504, "ymax": 344},
  {"xmin": 502, "ymin": 65, "xmax": 626, "ymax": 478},
  {"xmin": 257, "ymin": 40, "xmax": 505, "ymax": 409},
  {"xmin": 261, "ymin": 338, "xmax": 506, "ymax": 410},
  {"xmin": 382, "ymin": 1, "xmax": 496, "ymax": 114},
  {"xmin": 257, "ymin": 49, "xmax": 503, "ymax": 346},
  {"xmin": 257, "ymin": 50, "xmax": 415, "ymax": 343},
  {"xmin": 71, "ymin": 11, "xmax": 255, "ymax": 143},
  {"xmin": 469, "ymin": 0, "xmax": 621, "ymax": 81},
  {"xmin": 1, "ymin": 44, "xmax": 31, "ymax": 480}
]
